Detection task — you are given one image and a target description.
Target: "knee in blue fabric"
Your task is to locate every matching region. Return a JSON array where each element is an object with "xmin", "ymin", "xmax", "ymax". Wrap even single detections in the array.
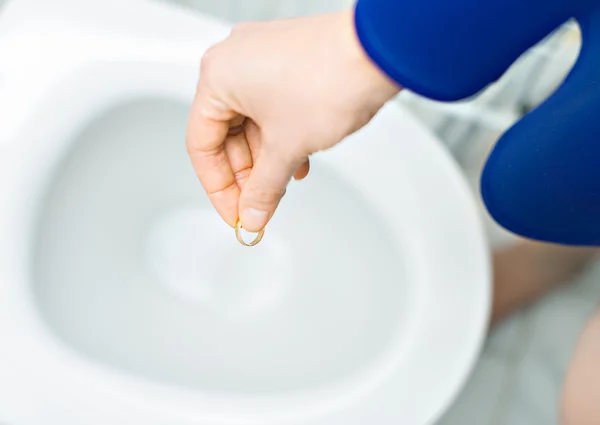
[{"xmin": 481, "ymin": 7, "xmax": 600, "ymax": 246}]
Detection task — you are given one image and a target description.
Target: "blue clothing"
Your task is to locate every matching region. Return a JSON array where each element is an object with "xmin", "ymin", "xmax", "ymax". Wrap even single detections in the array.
[{"xmin": 354, "ymin": 0, "xmax": 600, "ymax": 245}]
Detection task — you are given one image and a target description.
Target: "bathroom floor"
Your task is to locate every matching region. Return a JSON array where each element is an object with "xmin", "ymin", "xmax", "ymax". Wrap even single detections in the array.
[{"xmin": 436, "ymin": 258, "xmax": 600, "ymax": 425}]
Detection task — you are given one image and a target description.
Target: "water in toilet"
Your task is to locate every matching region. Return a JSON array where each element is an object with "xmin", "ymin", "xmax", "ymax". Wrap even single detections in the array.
[{"xmin": 32, "ymin": 97, "xmax": 407, "ymax": 393}]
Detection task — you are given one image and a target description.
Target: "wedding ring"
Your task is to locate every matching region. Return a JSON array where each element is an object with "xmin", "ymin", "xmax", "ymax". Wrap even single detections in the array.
[{"xmin": 235, "ymin": 220, "xmax": 265, "ymax": 246}]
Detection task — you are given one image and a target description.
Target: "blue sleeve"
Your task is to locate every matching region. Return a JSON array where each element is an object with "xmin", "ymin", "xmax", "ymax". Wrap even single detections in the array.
[
  {"xmin": 355, "ymin": 0, "xmax": 600, "ymax": 246},
  {"xmin": 354, "ymin": 0, "xmax": 591, "ymax": 101}
]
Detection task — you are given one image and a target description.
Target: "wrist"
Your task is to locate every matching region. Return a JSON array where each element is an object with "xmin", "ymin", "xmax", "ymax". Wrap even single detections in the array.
[{"xmin": 340, "ymin": 9, "xmax": 400, "ymax": 104}]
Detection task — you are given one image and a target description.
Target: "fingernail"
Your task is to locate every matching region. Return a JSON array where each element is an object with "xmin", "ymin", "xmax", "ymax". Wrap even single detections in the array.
[{"xmin": 241, "ymin": 208, "xmax": 269, "ymax": 231}]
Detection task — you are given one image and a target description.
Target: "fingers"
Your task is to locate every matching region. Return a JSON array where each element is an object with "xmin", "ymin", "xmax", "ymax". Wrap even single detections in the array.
[
  {"xmin": 186, "ymin": 84, "xmax": 240, "ymax": 227},
  {"xmin": 225, "ymin": 124, "xmax": 253, "ymax": 189},
  {"xmin": 187, "ymin": 86, "xmax": 307, "ymax": 232},
  {"xmin": 238, "ymin": 138, "xmax": 301, "ymax": 232},
  {"xmin": 293, "ymin": 159, "xmax": 310, "ymax": 180}
]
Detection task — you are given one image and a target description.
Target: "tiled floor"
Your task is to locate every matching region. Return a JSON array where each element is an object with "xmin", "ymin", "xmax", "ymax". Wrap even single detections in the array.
[{"xmin": 436, "ymin": 259, "xmax": 600, "ymax": 425}]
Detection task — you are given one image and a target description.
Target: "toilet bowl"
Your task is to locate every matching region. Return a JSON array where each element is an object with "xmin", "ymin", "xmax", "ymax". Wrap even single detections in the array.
[{"xmin": 0, "ymin": 0, "xmax": 490, "ymax": 424}]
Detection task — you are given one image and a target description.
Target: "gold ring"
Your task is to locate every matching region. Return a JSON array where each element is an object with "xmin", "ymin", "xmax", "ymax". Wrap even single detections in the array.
[{"xmin": 235, "ymin": 220, "xmax": 265, "ymax": 247}]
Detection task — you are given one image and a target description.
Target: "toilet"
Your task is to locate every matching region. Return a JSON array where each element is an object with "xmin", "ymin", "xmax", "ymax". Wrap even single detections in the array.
[{"xmin": 0, "ymin": 0, "xmax": 490, "ymax": 424}]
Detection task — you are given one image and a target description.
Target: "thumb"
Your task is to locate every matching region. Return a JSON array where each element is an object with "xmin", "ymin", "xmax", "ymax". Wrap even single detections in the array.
[{"xmin": 239, "ymin": 145, "xmax": 301, "ymax": 232}]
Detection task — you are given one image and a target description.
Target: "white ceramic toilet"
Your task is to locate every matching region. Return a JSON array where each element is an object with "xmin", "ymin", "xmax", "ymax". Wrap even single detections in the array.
[{"xmin": 0, "ymin": 0, "xmax": 490, "ymax": 423}]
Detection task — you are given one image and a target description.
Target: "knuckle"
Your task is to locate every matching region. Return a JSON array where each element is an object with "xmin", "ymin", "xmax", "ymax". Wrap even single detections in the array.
[
  {"xmin": 199, "ymin": 45, "xmax": 220, "ymax": 76},
  {"xmin": 186, "ymin": 139, "xmax": 222, "ymax": 161},
  {"xmin": 185, "ymin": 136, "xmax": 201, "ymax": 154},
  {"xmin": 233, "ymin": 167, "xmax": 252, "ymax": 183}
]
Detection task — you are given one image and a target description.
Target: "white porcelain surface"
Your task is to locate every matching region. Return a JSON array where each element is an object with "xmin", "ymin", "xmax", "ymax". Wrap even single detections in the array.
[
  {"xmin": 0, "ymin": 0, "xmax": 490, "ymax": 424},
  {"xmin": 33, "ymin": 97, "xmax": 408, "ymax": 394}
]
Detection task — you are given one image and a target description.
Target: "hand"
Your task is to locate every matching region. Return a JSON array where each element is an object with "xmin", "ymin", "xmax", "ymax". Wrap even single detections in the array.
[{"xmin": 186, "ymin": 9, "xmax": 399, "ymax": 232}]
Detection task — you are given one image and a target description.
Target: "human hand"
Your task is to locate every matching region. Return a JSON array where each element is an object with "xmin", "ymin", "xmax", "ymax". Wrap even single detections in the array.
[{"xmin": 186, "ymin": 9, "xmax": 399, "ymax": 232}]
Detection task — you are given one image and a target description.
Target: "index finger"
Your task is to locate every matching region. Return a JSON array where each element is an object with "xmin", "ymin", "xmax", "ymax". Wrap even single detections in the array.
[{"xmin": 186, "ymin": 84, "xmax": 240, "ymax": 227}]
